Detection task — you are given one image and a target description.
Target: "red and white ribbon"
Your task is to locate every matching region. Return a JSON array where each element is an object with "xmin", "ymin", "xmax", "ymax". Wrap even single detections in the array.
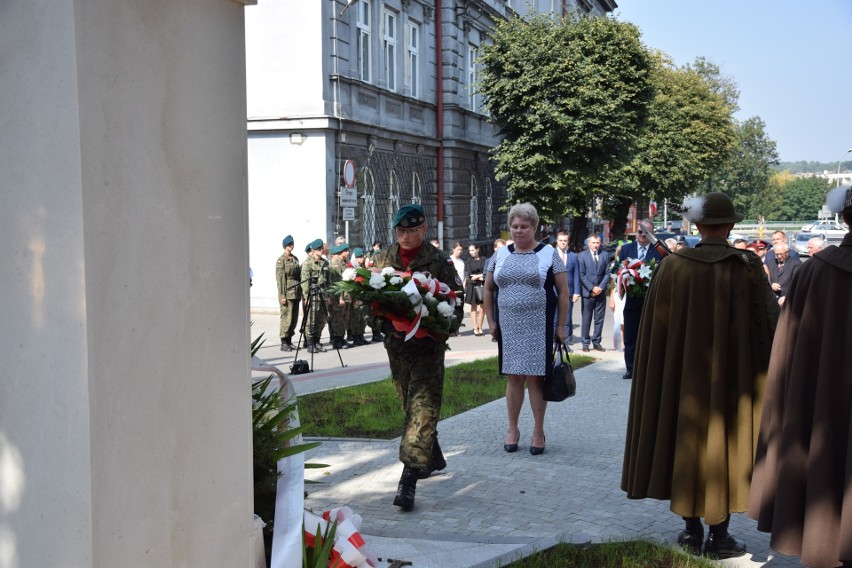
[{"xmin": 616, "ymin": 258, "xmax": 643, "ymax": 300}]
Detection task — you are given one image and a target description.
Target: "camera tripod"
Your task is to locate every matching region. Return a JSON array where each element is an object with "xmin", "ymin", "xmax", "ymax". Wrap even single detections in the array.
[{"xmin": 290, "ymin": 277, "xmax": 346, "ymax": 374}]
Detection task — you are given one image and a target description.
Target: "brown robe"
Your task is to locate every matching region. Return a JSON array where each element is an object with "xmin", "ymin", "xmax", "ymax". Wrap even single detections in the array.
[
  {"xmin": 621, "ymin": 238, "xmax": 779, "ymax": 525},
  {"xmin": 748, "ymin": 233, "xmax": 852, "ymax": 568}
]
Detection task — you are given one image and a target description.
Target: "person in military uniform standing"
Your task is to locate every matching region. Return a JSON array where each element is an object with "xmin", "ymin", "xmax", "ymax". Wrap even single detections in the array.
[
  {"xmin": 275, "ymin": 235, "xmax": 301, "ymax": 351},
  {"xmin": 371, "ymin": 204, "xmax": 465, "ymax": 511},
  {"xmin": 347, "ymin": 248, "xmax": 370, "ymax": 346},
  {"xmin": 327, "ymin": 242, "xmax": 353, "ymax": 350},
  {"xmin": 300, "ymin": 239, "xmax": 330, "ymax": 354}
]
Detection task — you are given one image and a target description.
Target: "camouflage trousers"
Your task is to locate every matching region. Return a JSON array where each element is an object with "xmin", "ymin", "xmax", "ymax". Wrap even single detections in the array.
[
  {"xmin": 384, "ymin": 335, "xmax": 445, "ymax": 469},
  {"xmin": 328, "ymin": 297, "xmax": 351, "ymax": 337},
  {"xmin": 278, "ymin": 298, "xmax": 299, "ymax": 340},
  {"xmin": 348, "ymin": 301, "xmax": 368, "ymax": 336}
]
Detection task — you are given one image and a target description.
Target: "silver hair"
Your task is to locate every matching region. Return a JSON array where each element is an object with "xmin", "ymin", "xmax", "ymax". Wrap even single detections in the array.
[{"xmin": 507, "ymin": 202, "xmax": 539, "ymax": 228}]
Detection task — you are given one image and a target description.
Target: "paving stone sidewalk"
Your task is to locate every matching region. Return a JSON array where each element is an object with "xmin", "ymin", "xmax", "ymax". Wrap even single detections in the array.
[{"xmin": 300, "ymin": 358, "xmax": 800, "ymax": 568}]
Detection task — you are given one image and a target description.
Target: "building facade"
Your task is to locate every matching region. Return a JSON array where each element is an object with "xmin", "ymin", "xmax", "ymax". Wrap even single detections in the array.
[{"xmin": 246, "ymin": 0, "xmax": 616, "ymax": 307}]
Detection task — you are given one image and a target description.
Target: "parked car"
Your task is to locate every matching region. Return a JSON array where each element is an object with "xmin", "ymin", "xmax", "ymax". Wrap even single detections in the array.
[
  {"xmin": 800, "ymin": 220, "xmax": 848, "ymax": 238},
  {"xmin": 794, "ymin": 232, "xmax": 826, "ymax": 256}
]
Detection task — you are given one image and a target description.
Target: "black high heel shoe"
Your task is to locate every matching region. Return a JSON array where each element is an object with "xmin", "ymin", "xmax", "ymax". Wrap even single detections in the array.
[
  {"xmin": 503, "ymin": 430, "xmax": 520, "ymax": 453},
  {"xmin": 530, "ymin": 435, "xmax": 546, "ymax": 455}
]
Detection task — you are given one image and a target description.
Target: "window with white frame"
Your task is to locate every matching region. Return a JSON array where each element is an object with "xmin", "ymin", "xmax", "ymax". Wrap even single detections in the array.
[
  {"xmin": 467, "ymin": 44, "xmax": 478, "ymax": 111},
  {"xmin": 384, "ymin": 9, "xmax": 397, "ymax": 92},
  {"xmin": 360, "ymin": 168, "xmax": 376, "ymax": 247},
  {"xmin": 411, "ymin": 172, "xmax": 422, "ymax": 204},
  {"xmin": 469, "ymin": 175, "xmax": 479, "ymax": 240},
  {"xmin": 357, "ymin": 0, "xmax": 372, "ymax": 82},
  {"xmin": 387, "ymin": 171, "xmax": 400, "ymax": 243},
  {"xmin": 406, "ymin": 21, "xmax": 419, "ymax": 98}
]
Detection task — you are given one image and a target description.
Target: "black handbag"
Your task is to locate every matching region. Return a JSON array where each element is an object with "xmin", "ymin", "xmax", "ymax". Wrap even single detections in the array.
[{"xmin": 543, "ymin": 341, "xmax": 576, "ymax": 402}]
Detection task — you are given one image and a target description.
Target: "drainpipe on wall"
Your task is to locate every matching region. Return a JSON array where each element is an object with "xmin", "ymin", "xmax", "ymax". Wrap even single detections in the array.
[{"xmin": 435, "ymin": 0, "xmax": 445, "ymax": 241}]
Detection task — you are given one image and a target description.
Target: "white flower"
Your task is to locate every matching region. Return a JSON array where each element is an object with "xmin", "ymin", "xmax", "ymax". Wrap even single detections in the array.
[
  {"xmin": 389, "ymin": 276, "xmax": 403, "ymax": 285},
  {"xmin": 411, "ymin": 272, "xmax": 427, "ymax": 285},
  {"xmin": 369, "ymin": 273, "xmax": 387, "ymax": 289},
  {"xmin": 436, "ymin": 301, "xmax": 454, "ymax": 318},
  {"xmin": 638, "ymin": 264, "xmax": 653, "ymax": 281},
  {"xmin": 381, "ymin": 267, "xmax": 396, "ymax": 276},
  {"xmin": 342, "ymin": 268, "xmax": 357, "ymax": 281},
  {"xmin": 425, "ymin": 292, "xmax": 436, "ymax": 302}
]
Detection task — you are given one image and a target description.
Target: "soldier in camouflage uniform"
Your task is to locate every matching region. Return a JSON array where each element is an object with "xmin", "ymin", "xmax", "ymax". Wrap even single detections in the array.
[
  {"xmin": 275, "ymin": 235, "xmax": 301, "ymax": 351},
  {"xmin": 347, "ymin": 248, "xmax": 370, "ymax": 346},
  {"xmin": 371, "ymin": 204, "xmax": 465, "ymax": 510},
  {"xmin": 300, "ymin": 239, "xmax": 330, "ymax": 354},
  {"xmin": 327, "ymin": 242, "xmax": 353, "ymax": 350}
]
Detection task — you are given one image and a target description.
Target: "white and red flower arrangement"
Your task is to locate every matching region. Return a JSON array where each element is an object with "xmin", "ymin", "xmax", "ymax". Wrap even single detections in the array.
[
  {"xmin": 615, "ymin": 257, "xmax": 658, "ymax": 298},
  {"xmin": 331, "ymin": 267, "xmax": 460, "ymax": 343}
]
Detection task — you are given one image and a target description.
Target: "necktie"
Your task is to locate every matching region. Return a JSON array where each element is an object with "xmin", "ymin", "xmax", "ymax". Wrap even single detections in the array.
[
  {"xmin": 561, "ymin": 251, "xmax": 566, "ymax": 264},
  {"xmin": 593, "ymin": 252, "xmax": 598, "ymax": 264},
  {"xmin": 638, "ymin": 246, "xmax": 646, "ymax": 260},
  {"xmin": 778, "ymin": 261, "xmax": 784, "ymax": 272}
]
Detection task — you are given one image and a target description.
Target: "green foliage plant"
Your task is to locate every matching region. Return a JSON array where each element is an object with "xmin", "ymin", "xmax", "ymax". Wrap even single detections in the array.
[{"xmin": 478, "ymin": 14, "xmax": 654, "ymax": 224}]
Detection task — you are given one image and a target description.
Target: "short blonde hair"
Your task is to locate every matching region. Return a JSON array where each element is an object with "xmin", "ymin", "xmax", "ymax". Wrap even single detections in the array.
[{"xmin": 507, "ymin": 202, "xmax": 539, "ymax": 229}]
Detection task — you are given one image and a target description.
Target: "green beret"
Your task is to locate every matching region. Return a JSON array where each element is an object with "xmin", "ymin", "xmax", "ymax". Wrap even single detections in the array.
[
  {"xmin": 282, "ymin": 235, "xmax": 294, "ymax": 247},
  {"xmin": 330, "ymin": 243, "xmax": 350, "ymax": 255},
  {"xmin": 392, "ymin": 204, "xmax": 426, "ymax": 229},
  {"xmin": 352, "ymin": 247, "xmax": 364, "ymax": 258},
  {"xmin": 305, "ymin": 238, "xmax": 323, "ymax": 252}
]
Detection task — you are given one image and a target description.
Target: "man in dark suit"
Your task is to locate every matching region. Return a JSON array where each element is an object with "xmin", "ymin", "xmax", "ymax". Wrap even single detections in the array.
[
  {"xmin": 618, "ymin": 219, "xmax": 665, "ymax": 380},
  {"xmin": 554, "ymin": 231, "xmax": 581, "ymax": 348},
  {"xmin": 578, "ymin": 233, "xmax": 610, "ymax": 352},
  {"xmin": 766, "ymin": 242, "xmax": 801, "ymax": 304}
]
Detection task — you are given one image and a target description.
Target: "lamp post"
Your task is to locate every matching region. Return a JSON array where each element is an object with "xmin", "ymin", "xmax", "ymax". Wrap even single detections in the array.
[{"xmin": 836, "ymin": 148, "xmax": 852, "ymax": 187}]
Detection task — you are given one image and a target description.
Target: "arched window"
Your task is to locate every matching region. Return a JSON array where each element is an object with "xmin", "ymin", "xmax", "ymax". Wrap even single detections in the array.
[
  {"xmin": 360, "ymin": 167, "xmax": 377, "ymax": 248},
  {"xmin": 387, "ymin": 170, "xmax": 400, "ymax": 244},
  {"xmin": 485, "ymin": 178, "xmax": 493, "ymax": 237},
  {"xmin": 469, "ymin": 175, "xmax": 479, "ymax": 240},
  {"xmin": 411, "ymin": 172, "xmax": 422, "ymax": 205}
]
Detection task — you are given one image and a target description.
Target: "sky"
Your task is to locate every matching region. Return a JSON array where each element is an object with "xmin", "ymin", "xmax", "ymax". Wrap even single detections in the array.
[{"xmin": 613, "ymin": 1, "xmax": 852, "ymax": 164}]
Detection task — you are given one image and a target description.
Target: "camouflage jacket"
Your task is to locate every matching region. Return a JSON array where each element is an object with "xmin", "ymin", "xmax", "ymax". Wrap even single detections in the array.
[{"xmin": 276, "ymin": 252, "xmax": 301, "ymax": 301}]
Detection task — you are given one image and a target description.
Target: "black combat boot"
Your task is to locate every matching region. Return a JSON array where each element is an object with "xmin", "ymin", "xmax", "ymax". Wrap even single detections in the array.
[
  {"xmin": 305, "ymin": 337, "xmax": 318, "ymax": 353},
  {"xmin": 353, "ymin": 334, "xmax": 369, "ymax": 346},
  {"xmin": 676, "ymin": 517, "xmax": 703, "ymax": 556},
  {"xmin": 393, "ymin": 466, "xmax": 418, "ymax": 510},
  {"xmin": 416, "ymin": 438, "xmax": 447, "ymax": 479},
  {"xmin": 280, "ymin": 338, "xmax": 292, "ymax": 352},
  {"xmin": 704, "ymin": 516, "xmax": 746, "ymax": 559},
  {"xmin": 312, "ymin": 336, "xmax": 327, "ymax": 352},
  {"xmin": 371, "ymin": 331, "xmax": 384, "ymax": 342}
]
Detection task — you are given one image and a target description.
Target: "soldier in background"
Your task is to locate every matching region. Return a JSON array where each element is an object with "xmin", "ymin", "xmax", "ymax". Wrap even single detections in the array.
[
  {"xmin": 371, "ymin": 204, "xmax": 464, "ymax": 511},
  {"xmin": 300, "ymin": 239, "xmax": 330, "ymax": 354},
  {"xmin": 327, "ymin": 242, "xmax": 353, "ymax": 350},
  {"xmin": 275, "ymin": 235, "xmax": 301, "ymax": 351},
  {"xmin": 347, "ymin": 248, "xmax": 370, "ymax": 346}
]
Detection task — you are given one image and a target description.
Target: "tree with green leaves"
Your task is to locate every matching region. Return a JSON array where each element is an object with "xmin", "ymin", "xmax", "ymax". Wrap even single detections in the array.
[
  {"xmin": 606, "ymin": 54, "xmax": 737, "ymax": 239},
  {"xmin": 753, "ymin": 175, "xmax": 832, "ymax": 221},
  {"xmin": 478, "ymin": 14, "xmax": 654, "ymax": 230},
  {"xmin": 715, "ymin": 116, "xmax": 779, "ymax": 219}
]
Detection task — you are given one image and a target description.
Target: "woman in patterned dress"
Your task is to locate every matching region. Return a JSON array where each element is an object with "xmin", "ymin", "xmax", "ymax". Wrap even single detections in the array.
[{"xmin": 483, "ymin": 203, "xmax": 570, "ymax": 455}]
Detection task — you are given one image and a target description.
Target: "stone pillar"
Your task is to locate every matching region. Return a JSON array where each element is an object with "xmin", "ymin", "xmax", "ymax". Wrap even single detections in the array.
[{"xmin": 0, "ymin": 1, "xmax": 254, "ymax": 566}]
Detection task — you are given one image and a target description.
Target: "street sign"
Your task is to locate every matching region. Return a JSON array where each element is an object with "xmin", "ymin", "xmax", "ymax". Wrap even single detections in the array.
[
  {"xmin": 342, "ymin": 207, "xmax": 356, "ymax": 221},
  {"xmin": 340, "ymin": 187, "xmax": 358, "ymax": 207},
  {"xmin": 343, "ymin": 160, "xmax": 356, "ymax": 188}
]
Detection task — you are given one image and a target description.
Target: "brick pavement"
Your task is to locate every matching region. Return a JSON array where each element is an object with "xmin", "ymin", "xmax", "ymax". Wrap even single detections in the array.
[
  {"xmin": 250, "ymin": 308, "xmax": 801, "ymax": 567},
  {"xmin": 299, "ymin": 357, "xmax": 800, "ymax": 568}
]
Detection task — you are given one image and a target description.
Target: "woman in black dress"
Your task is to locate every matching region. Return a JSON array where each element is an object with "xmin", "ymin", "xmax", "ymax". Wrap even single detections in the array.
[{"xmin": 464, "ymin": 244, "xmax": 486, "ymax": 335}]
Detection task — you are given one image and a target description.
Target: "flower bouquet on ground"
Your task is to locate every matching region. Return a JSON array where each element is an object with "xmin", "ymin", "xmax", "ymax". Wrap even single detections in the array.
[
  {"xmin": 614, "ymin": 257, "xmax": 658, "ymax": 298},
  {"xmin": 331, "ymin": 266, "xmax": 461, "ymax": 344}
]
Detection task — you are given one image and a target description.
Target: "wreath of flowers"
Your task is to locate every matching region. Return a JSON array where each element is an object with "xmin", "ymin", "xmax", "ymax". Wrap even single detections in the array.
[
  {"xmin": 615, "ymin": 257, "xmax": 658, "ymax": 298},
  {"xmin": 331, "ymin": 266, "xmax": 460, "ymax": 344}
]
